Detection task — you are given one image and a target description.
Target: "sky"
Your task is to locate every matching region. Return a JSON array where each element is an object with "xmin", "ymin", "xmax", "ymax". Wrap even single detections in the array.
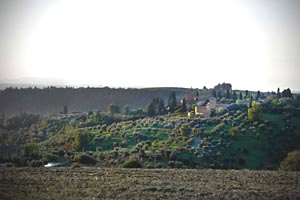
[{"xmin": 0, "ymin": 0, "xmax": 299, "ymax": 92}]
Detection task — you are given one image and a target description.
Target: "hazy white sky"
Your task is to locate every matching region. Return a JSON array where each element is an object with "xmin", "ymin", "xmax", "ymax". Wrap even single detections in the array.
[{"xmin": 0, "ymin": 0, "xmax": 300, "ymax": 91}]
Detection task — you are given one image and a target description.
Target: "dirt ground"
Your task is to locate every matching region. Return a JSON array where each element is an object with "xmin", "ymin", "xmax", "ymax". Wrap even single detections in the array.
[{"xmin": 0, "ymin": 167, "xmax": 299, "ymax": 200}]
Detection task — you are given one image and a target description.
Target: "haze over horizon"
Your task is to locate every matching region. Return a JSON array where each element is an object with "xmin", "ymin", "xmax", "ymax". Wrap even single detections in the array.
[{"xmin": 1, "ymin": 0, "xmax": 300, "ymax": 92}]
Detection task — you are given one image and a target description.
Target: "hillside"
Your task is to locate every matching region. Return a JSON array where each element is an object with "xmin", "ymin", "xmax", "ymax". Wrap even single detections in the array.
[
  {"xmin": 0, "ymin": 87, "xmax": 196, "ymax": 115},
  {"xmin": 1, "ymin": 94, "xmax": 299, "ymax": 170},
  {"xmin": 0, "ymin": 168, "xmax": 299, "ymax": 199}
]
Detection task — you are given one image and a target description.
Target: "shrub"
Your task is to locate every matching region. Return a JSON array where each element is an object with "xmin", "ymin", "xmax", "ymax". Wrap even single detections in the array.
[
  {"xmin": 29, "ymin": 160, "xmax": 43, "ymax": 167},
  {"xmin": 180, "ymin": 124, "xmax": 191, "ymax": 136},
  {"xmin": 76, "ymin": 154, "xmax": 97, "ymax": 165},
  {"xmin": 72, "ymin": 163, "xmax": 81, "ymax": 168},
  {"xmin": 169, "ymin": 151, "xmax": 177, "ymax": 161},
  {"xmin": 168, "ymin": 161, "xmax": 184, "ymax": 168},
  {"xmin": 230, "ymin": 127, "xmax": 239, "ymax": 136},
  {"xmin": 24, "ymin": 143, "xmax": 40, "ymax": 159},
  {"xmin": 279, "ymin": 150, "xmax": 300, "ymax": 171},
  {"xmin": 57, "ymin": 149, "xmax": 65, "ymax": 157},
  {"xmin": 122, "ymin": 158, "xmax": 142, "ymax": 168},
  {"xmin": 74, "ymin": 131, "xmax": 90, "ymax": 151},
  {"xmin": 46, "ymin": 153, "xmax": 59, "ymax": 162},
  {"xmin": 248, "ymin": 104, "xmax": 261, "ymax": 122}
]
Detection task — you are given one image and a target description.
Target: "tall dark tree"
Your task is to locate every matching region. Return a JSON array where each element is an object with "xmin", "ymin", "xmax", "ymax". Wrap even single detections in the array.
[
  {"xmin": 157, "ymin": 98, "xmax": 165, "ymax": 115},
  {"xmin": 212, "ymin": 89, "xmax": 217, "ymax": 98},
  {"xmin": 108, "ymin": 104, "xmax": 120, "ymax": 114},
  {"xmin": 180, "ymin": 98, "xmax": 187, "ymax": 113},
  {"xmin": 147, "ymin": 97, "xmax": 165, "ymax": 116},
  {"xmin": 232, "ymin": 91, "xmax": 237, "ymax": 100},
  {"xmin": 282, "ymin": 88, "xmax": 293, "ymax": 98},
  {"xmin": 249, "ymin": 95, "xmax": 253, "ymax": 108},
  {"xmin": 245, "ymin": 90, "xmax": 249, "ymax": 98},
  {"xmin": 168, "ymin": 92, "xmax": 177, "ymax": 113},
  {"xmin": 63, "ymin": 105, "xmax": 68, "ymax": 114},
  {"xmin": 277, "ymin": 88, "xmax": 281, "ymax": 98},
  {"xmin": 226, "ymin": 89, "xmax": 231, "ymax": 99},
  {"xmin": 256, "ymin": 90, "xmax": 261, "ymax": 100},
  {"xmin": 147, "ymin": 101, "xmax": 156, "ymax": 117},
  {"xmin": 239, "ymin": 92, "xmax": 243, "ymax": 100},
  {"xmin": 123, "ymin": 105, "xmax": 130, "ymax": 115},
  {"xmin": 75, "ymin": 131, "xmax": 89, "ymax": 151}
]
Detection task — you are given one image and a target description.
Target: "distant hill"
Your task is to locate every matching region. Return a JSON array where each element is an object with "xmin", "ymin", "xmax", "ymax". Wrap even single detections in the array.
[{"xmin": 0, "ymin": 87, "xmax": 196, "ymax": 115}]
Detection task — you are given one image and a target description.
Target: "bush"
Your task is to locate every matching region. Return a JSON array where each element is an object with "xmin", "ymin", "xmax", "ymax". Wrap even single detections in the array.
[
  {"xmin": 29, "ymin": 160, "xmax": 44, "ymax": 167},
  {"xmin": 169, "ymin": 151, "xmax": 177, "ymax": 161},
  {"xmin": 168, "ymin": 161, "xmax": 184, "ymax": 168},
  {"xmin": 279, "ymin": 150, "xmax": 300, "ymax": 171},
  {"xmin": 230, "ymin": 127, "xmax": 238, "ymax": 136},
  {"xmin": 122, "ymin": 158, "xmax": 142, "ymax": 168},
  {"xmin": 24, "ymin": 143, "xmax": 40, "ymax": 159},
  {"xmin": 248, "ymin": 104, "xmax": 261, "ymax": 122},
  {"xmin": 46, "ymin": 153, "xmax": 59, "ymax": 162},
  {"xmin": 76, "ymin": 154, "xmax": 97, "ymax": 165},
  {"xmin": 75, "ymin": 131, "xmax": 90, "ymax": 151},
  {"xmin": 72, "ymin": 163, "xmax": 81, "ymax": 168},
  {"xmin": 180, "ymin": 124, "xmax": 191, "ymax": 136}
]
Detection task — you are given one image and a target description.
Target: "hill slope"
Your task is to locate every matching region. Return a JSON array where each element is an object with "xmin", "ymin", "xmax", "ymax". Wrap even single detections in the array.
[{"xmin": 0, "ymin": 87, "xmax": 194, "ymax": 115}]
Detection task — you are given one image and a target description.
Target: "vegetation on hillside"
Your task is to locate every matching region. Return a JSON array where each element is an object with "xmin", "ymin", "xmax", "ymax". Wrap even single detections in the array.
[{"xmin": 0, "ymin": 86, "xmax": 299, "ymax": 170}]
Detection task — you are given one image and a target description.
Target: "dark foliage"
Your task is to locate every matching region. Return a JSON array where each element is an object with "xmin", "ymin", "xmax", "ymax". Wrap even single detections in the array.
[
  {"xmin": 77, "ymin": 154, "xmax": 97, "ymax": 165},
  {"xmin": 122, "ymin": 158, "xmax": 142, "ymax": 168}
]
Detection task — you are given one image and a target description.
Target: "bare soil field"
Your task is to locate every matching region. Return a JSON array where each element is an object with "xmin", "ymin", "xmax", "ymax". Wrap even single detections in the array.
[{"xmin": 0, "ymin": 168, "xmax": 299, "ymax": 200}]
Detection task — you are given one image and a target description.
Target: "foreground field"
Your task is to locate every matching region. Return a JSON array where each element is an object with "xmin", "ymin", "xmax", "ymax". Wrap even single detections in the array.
[{"xmin": 0, "ymin": 168, "xmax": 299, "ymax": 199}]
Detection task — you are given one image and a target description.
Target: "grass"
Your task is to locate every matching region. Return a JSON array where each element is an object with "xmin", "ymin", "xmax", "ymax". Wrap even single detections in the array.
[
  {"xmin": 261, "ymin": 113, "xmax": 285, "ymax": 128},
  {"xmin": 291, "ymin": 117, "xmax": 300, "ymax": 126},
  {"xmin": 223, "ymin": 126, "xmax": 271, "ymax": 169},
  {"xmin": 171, "ymin": 140, "xmax": 186, "ymax": 149}
]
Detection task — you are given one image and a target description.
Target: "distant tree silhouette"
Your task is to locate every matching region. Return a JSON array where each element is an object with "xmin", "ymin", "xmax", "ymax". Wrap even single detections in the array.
[
  {"xmin": 63, "ymin": 105, "xmax": 68, "ymax": 114},
  {"xmin": 256, "ymin": 90, "xmax": 261, "ymax": 100},
  {"xmin": 147, "ymin": 101, "xmax": 156, "ymax": 117},
  {"xmin": 232, "ymin": 91, "xmax": 237, "ymax": 100},
  {"xmin": 212, "ymin": 89, "xmax": 217, "ymax": 98},
  {"xmin": 249, "ymin": 96, "xmax": 253, "ymax": 108},
  {"xmin": 245, "ymin": 90, "xmax": 249, "ymax": 98},
  {"xmin": 180, "ymin": 98, "xmax": 187, "ymax": 113},
  {"xmin": 75, "ymin": 131, "xmax": 89, "ymax": 151},
  {"xmin": 146, "ymin": 97, "xmax": 165, "ymax": 116},
  {"xmin": 123, "ymin": 105, "xmax": 130, "ymax": 115},
  {"xmin": 277, "ymin": 88, "xmax": 281, "ymax": 98},
  {"xmin": 108, "ymin": 104, "xmax": 120, "ymax": 114},
  {"xmin": 226, "ymin": 89, "xmax": 231, "ymax": 99},
  {"xmin": 282, "ymin": 88, "xmax": 293, "ymax": 98},
  {"xmin": 157, "ymin": 98, "xmax": 165, "ymax": 115},
  {"xmin": 239, "ymin": 92, "xmax": 243, "ymax": 100},
  {"xmin": 168, "ymin": 92, "xmax": 177, "ymax": 113}
]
